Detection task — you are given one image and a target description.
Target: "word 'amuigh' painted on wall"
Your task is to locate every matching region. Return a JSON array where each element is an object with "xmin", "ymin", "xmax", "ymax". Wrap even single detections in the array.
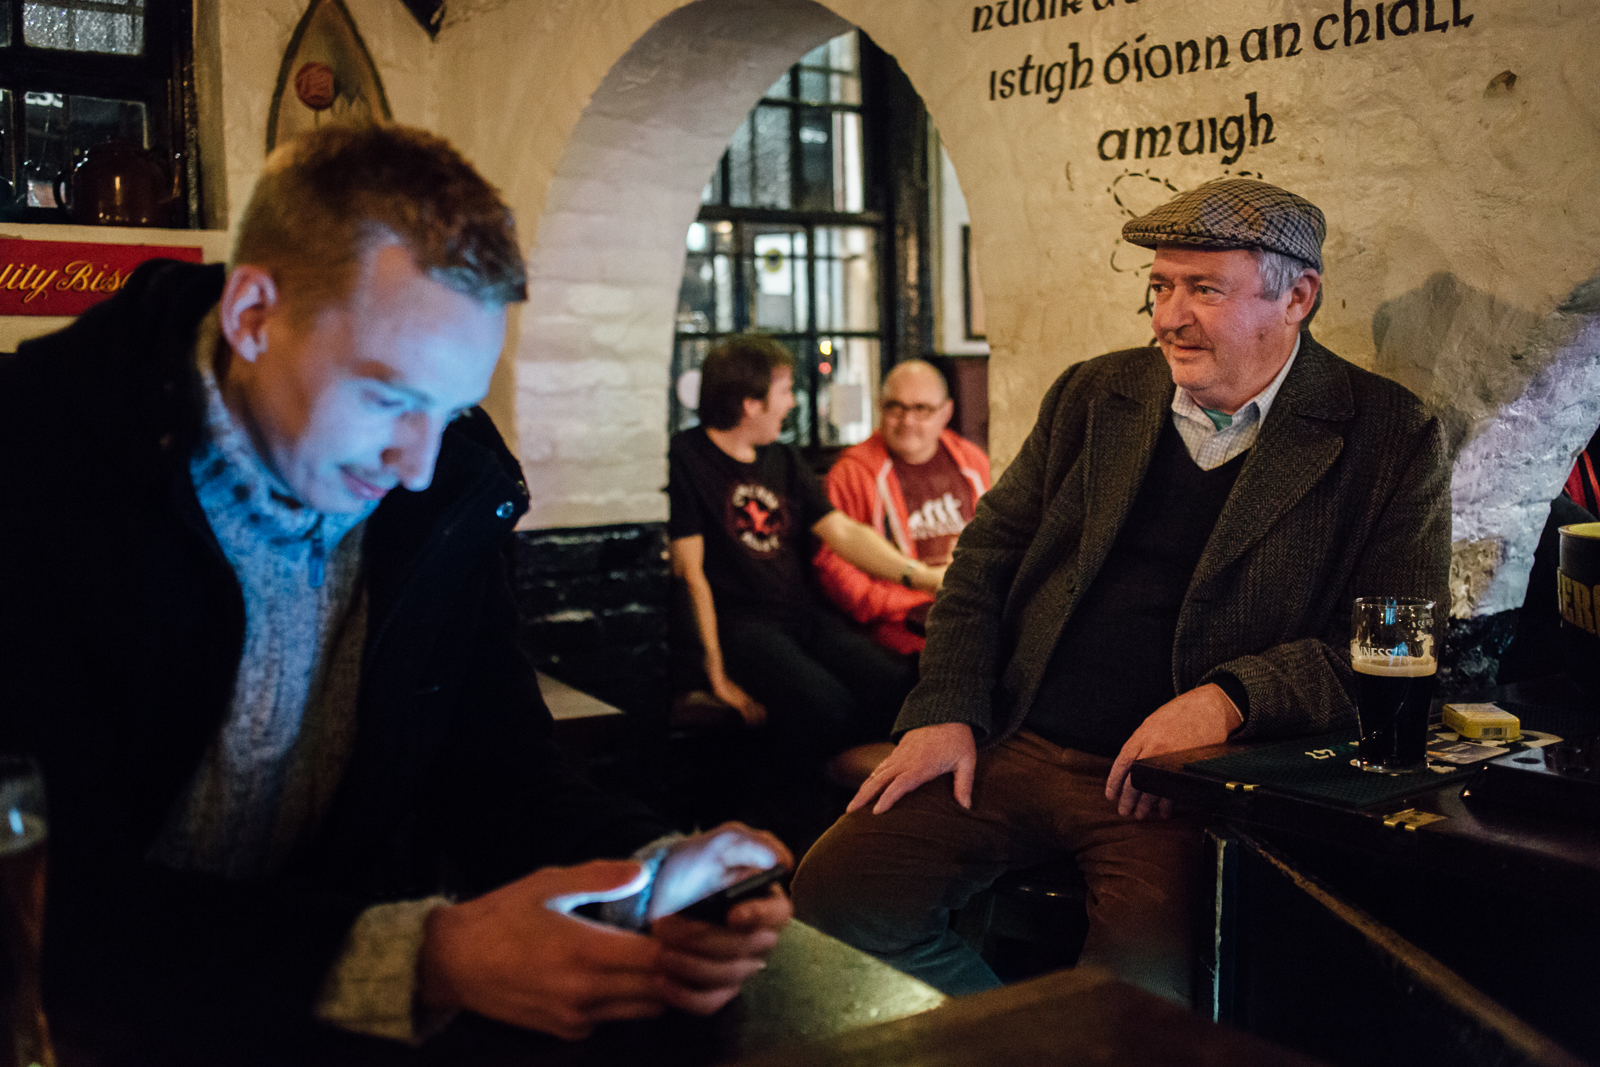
[{"xmin": 1097, "ymin": 92, "xmax": 1275, "ymax": 165}]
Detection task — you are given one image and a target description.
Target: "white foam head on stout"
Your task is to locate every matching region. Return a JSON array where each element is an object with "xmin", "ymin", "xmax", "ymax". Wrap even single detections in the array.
[
  {"xmin": 0, "ymin": 811, "xmax": 46, "ymax": 855},
  {"xmin": 1349, "ymin": 649, "xmax": 1438, "ymax": 677}
]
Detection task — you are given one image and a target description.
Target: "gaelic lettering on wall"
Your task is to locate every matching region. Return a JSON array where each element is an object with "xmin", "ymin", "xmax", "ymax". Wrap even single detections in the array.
[
  {"xmin": 972, "ymin": 0, "xmax": 1138, "ymax": 33},
  {"xmin": 985, "ymin": 0, "xmax": 1475, "ymax": 104},
  {"xmin": 966, "ymin": 0, "xmax": 1483, "ymax": 318},
  {"xmin": 1097, "ymin": 92, "xmax": 1275, "ymax": 166}
]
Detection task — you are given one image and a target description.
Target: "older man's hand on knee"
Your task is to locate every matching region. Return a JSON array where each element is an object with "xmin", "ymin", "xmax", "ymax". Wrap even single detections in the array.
[{"xmin": 848, "ymin": 723, "xmax": 977, "ymax": 815}]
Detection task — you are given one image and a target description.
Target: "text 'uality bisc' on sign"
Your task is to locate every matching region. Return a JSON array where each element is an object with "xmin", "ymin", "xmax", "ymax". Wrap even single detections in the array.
[{"xmin": 0, "ymin": 239, "xmax": 204, "ymax": 316}]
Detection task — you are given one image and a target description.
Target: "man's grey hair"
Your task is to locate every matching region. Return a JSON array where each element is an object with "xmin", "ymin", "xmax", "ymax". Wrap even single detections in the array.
[{"xmin": 1254, "ymin": 249, "xmax": 1323, "ymax": 330}]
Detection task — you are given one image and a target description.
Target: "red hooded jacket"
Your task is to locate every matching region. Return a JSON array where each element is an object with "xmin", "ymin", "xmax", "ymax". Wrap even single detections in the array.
[{"xmin": 814, "ymin": 429, "xmax": 991, "ymax": 654}]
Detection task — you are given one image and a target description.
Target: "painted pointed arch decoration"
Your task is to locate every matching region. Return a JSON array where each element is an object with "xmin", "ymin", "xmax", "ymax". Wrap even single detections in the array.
[{"xmin": 267, "ymin": 0, "xmax": 393, "ymax": 152}]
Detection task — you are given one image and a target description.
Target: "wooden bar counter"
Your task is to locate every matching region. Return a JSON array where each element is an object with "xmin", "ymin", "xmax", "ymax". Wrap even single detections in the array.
[{"xmin": 57, "ymin": 921, "xmax": 1323, "ymax": 1066}]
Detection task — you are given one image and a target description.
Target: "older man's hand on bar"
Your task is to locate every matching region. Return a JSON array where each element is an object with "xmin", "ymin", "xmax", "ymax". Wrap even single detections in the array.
[{"xmin": 1104, "ymin": 683, "xmax": 1244, "ymax": 821}]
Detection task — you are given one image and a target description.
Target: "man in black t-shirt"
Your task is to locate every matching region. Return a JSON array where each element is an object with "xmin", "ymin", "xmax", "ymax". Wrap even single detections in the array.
[{"xmin": 668, "ymin": 336, "xmax": 940, "ymax": 759}]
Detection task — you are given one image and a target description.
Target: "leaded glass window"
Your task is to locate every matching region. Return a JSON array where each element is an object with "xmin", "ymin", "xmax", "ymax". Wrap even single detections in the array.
[
  {"xmin": 1, "ymin": 0, "xmax": 193, "ymax": 224},
  {"xmin": 23, "ymin": 0, "xmax": 144, "ymax": 55},
  {"xmin": 673, "ymin": 31, "xmax": 884, "ymax": 451}
]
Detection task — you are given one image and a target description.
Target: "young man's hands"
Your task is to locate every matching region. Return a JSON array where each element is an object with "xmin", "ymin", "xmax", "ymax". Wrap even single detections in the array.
[{"xmin": 417, "ymin": 824, "xmax": 793, "ymax": 1040}]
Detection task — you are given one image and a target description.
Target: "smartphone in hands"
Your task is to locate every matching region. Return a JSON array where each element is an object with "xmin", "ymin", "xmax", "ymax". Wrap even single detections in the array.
[{"xmin": 673, "ymin": 865, "xmax": 787, "ymax": 924}]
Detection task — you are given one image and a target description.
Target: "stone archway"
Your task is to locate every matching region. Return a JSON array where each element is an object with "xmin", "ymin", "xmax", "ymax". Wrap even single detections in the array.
[{"xmin": 513, "ymin": 0, "xmax": 851, "ymax": 529}]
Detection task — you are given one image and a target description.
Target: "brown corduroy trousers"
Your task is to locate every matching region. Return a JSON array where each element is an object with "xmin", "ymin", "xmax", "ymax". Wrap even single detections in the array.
[{"xmin": 792, "ymin": 729, "xmax": 1203, "ymax": 1003}]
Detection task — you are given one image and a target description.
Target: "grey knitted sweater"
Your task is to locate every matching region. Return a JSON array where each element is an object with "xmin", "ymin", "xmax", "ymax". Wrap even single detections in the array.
[{"xmin": 148, "ymin": 321, "xmax": 446, "ymax": 1042}]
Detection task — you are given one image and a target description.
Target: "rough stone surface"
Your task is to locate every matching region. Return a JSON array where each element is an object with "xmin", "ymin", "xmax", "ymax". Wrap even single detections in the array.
[
  {"xmin": 1449, "ymin": 538, "xmax": 1504, "ymax": 621},
  {"xmin": 1438, "ymin": 611, "xmax": 1519, "ymax": 700},
  {"xmin": 1447, "ymin": 317, "xmax": 1600, "ymax": 616}
]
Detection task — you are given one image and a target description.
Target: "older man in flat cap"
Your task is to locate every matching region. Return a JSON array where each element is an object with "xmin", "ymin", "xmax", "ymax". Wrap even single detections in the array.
[{"xmin": 793, "ymin": 179, "xmax": 1451, "ymax": 1004}]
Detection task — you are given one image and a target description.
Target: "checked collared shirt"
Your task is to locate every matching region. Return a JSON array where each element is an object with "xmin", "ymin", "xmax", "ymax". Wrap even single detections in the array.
[{"xmin": 1169, "ymin": 335, "xmax": 1300, "ymax": 471}]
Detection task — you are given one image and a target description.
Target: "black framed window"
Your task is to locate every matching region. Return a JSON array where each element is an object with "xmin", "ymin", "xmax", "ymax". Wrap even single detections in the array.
[
  {"xmin": 672, "ymin": 32, "xmax": 886, "ymax": 451},
  {"xmin": 1, "ymin": 0, "xmax": 197, "ymax": 225}
]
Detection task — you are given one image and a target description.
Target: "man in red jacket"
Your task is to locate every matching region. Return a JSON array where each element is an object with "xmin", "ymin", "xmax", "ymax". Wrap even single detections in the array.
[{"xmin": 815, "ymin": 361, "xmax": 991, "ymax": 655}]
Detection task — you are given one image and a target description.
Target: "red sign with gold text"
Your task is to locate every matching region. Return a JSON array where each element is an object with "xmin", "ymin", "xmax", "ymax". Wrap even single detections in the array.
[{"xmin": 0, "ymin": 238, "xmax": 205, "ymax": 316}]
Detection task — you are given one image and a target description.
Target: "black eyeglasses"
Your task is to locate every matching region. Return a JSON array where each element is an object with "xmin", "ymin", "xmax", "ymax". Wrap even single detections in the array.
[{"xmin": 882, "ymin": 401, "xmax": 942, "ymax": 419}]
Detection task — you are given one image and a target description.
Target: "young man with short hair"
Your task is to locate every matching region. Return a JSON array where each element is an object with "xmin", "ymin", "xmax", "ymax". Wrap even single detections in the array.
[
  {"xmin": 0, "ymin": 124, "xmax": 788, "ymax": 1058},
  {"xmin": 669, "ymin": 336, "xmax": 939, "ymax": 758}
]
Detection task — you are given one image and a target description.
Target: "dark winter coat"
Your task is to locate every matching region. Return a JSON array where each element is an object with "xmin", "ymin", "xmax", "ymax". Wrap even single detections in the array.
[{"xmin": 0, "ymin": 261, "xmax": 666, "ymax": 1052}]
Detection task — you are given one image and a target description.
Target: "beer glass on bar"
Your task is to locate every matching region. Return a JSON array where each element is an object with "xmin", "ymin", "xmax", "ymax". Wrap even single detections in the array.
[
  {"xmin": 1350, "ymin": 598, "xmax": 1438, "ymax": 773},
  {"xmin": 1, "ymin": 757, "xmax": 55, "ymax": 1067}
]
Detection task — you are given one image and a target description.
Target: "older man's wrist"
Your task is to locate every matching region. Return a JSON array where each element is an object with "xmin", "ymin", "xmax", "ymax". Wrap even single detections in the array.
[{"xmin": 1211, "ymin": 675, "xmax": 1249, "ymax": 729}]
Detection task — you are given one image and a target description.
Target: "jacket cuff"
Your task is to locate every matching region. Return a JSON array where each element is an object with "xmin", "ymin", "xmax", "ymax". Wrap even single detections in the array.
[
  {"xmin": 1211, "ymin": 673, "xmax": 1250, "ymax": 725},
  {"xmin": 893, "ymin": 679, "xmax": 994, "ymax": 742},
  {"xmin": 314, "ymin": 896, "xmax": 455, "ymax": 1045}
]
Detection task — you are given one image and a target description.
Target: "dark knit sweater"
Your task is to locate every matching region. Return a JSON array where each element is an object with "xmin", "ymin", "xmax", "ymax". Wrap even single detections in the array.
[{"xmin": 1026, "ymin": 418, "xmax": 1246, "ymax": 757}]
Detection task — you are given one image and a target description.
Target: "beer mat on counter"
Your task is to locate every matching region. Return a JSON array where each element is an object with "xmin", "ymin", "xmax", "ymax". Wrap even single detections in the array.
[
  {"xmin": 1493, "ymin": 703, "xmax": 1600, "ymax": 739},
  {"xmin": 1184, "ymin": 731, "xmax": 1472, "ymax": 808}
]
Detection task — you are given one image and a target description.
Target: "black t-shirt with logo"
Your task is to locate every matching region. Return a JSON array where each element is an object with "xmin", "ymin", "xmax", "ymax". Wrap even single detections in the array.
[{"xmin": 668, "ymin": 427, "xmax": 834, "ymax": 620}]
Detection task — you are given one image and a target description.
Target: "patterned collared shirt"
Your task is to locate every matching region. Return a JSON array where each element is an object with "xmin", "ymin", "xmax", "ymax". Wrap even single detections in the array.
[{"xmin": 1170, "ymin": 336, "xmax": 1300, "ymax": 471}]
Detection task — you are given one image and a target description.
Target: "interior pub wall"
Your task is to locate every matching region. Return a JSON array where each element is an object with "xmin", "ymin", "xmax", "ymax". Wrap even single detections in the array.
[{"xmin": 186, "ymin": 0, "xmax": 1600, "ymax": 657}]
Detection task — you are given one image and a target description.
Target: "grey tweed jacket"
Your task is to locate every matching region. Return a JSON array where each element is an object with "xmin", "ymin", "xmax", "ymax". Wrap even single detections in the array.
[{"xmin": 899, "ymin": 336, "xmax": 1452, "ymax": 746}]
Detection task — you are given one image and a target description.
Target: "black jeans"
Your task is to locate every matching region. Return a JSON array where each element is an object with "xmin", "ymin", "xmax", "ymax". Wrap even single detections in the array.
[{"xmin": 719, "ymin": 607, "xmax": 915, "ymax": 760}]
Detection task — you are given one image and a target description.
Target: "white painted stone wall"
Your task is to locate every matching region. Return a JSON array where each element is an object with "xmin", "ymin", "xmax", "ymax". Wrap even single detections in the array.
[
  {"xmin": 931, "ymin": 131, "xmax": 989, "ymax": 357},
  {"xmin": 505, "ymin": 0, "xmax": 849, "ymax": 528},
  {"xmin": 180, "ymin": 1, "xmax": 1600, "ymax": 615}
]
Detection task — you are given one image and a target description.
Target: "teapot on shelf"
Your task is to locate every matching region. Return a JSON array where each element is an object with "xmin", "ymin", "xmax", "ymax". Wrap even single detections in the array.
[{"xmin": 53, "ymin": 140, "xmax": 184, "ymax": 227}]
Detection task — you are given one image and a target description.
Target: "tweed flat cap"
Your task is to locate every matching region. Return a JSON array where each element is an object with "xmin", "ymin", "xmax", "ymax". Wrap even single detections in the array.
[{"xmin": 1122, "ymin": 178, "xmax": 1325, "ymax": 271}]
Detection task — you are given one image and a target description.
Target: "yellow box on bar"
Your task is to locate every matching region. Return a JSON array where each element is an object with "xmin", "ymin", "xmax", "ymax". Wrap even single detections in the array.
[{"xmin": 1442, "ymin": 703, "xmax": 1522, "ymax": 741}]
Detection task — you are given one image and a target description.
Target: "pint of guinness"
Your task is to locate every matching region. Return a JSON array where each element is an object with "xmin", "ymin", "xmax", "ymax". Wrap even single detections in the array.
[
  {"xmin": 1350, "ymin": 598, "xmax": 1437, "ymax": 773},
  {"xmin": 0, "ymin": 758, "xmax": 54, "ymax": 1067}
]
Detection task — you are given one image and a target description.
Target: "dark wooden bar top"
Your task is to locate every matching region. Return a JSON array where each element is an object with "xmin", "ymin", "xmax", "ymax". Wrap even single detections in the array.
[
  {"xmin": 57, "ymin": 921, "xmax": 1324, "ymax": 1066},
  {"xmin": 727, "ymin": 964, "xmax": 1327, "ymax": 1067},
  {"xmin": 1128, "ymin": 736, "xmax": 1600, "ymax": 905},
  {"xmin": 1125, "ymin": 680, "xmax": 1600, "ymax": 1066}
]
